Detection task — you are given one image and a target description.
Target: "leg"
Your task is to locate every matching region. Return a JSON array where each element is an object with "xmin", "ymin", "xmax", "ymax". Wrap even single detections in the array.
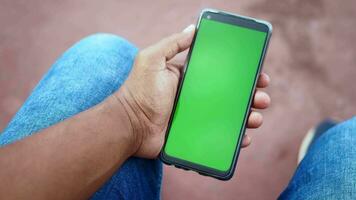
[
  {"xmin": 279, "ymin": 117, "xmax": 356, "ymax": 199},
  {"xmin": 0, "ymin": 34, "xmax": 162, "ymax": 200}
]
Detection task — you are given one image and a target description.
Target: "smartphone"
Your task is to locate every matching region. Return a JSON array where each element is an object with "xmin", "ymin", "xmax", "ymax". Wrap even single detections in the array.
[{"xmin": 160, "ymin": 9, "xmax": 272, "ymax": 180}]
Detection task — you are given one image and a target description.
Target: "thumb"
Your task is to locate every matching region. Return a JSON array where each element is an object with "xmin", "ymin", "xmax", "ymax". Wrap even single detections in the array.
[{"xmin": 152, "ymin": 24, "xmax": 195, "ymax": 61}]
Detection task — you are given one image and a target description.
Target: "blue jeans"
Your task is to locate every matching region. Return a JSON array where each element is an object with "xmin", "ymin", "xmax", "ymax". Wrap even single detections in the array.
[
  {"xmin": 0, "ymin": 34, "xmax": 355, "ymax": 199},
  {"xmin": 0, "ymin": 34, "xmax": 162, "ymax": 200},
  {"xmin": 279, "ymin": 117, "xmax": 356, "ymax": 199}
]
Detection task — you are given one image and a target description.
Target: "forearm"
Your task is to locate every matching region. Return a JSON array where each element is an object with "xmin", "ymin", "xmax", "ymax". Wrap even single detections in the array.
[{"xmin": 0, "ymin": 95, "xmax": 134, "ymax": 199}]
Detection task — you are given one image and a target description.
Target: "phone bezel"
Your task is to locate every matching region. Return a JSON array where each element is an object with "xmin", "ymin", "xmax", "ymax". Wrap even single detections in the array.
[{"xmin": 160, "ymin": 9, "xmax": 273, "ymax": 180}]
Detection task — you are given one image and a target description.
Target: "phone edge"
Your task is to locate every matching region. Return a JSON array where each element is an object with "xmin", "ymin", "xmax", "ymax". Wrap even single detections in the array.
[{"xmin": 159, "ymin": 8, "xmax": 273, "ymax": 181}]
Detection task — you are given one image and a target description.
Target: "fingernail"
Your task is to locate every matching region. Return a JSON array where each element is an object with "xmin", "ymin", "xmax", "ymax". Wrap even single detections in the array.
[{"xmin": 183, "ymin": 24, "xmax": 195, "ymax": 33}]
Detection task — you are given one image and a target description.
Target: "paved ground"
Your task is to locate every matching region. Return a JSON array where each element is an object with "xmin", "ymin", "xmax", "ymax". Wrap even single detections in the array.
[{"xmin": 1, "ymin": 0, "xmax": 356, "ymax": 199}]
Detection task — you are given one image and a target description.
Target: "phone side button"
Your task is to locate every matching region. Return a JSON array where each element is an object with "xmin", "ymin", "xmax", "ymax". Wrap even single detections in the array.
[
  {"xmin": 198, "ymin": 172, "xmax": 208, "ymax": 177},
  {"xmin": 175, "ymin": 165, "xmax": 189, "ymax": 171},
  {"xmin": 181, "ymin": 167, "xmax": 189, "ymax": 171}
]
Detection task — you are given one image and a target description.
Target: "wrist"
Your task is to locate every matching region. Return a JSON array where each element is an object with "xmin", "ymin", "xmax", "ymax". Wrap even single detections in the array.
[
  {"xmin": 111, "ymin": 86, "xmax": 146, "ymax": 155},
  {"xmin": 100, "ymin": 94, "xmax": 139, "ymax": 157}
]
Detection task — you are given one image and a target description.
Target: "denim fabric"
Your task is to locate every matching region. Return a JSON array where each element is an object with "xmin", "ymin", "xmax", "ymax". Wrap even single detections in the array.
[
  {"xmin": 279, "ymin": 117, "xmax": 356, "ymax": 200},
  {"xmin": 0, "ymin": 33, "xmax": 162, "ymax": 200}
]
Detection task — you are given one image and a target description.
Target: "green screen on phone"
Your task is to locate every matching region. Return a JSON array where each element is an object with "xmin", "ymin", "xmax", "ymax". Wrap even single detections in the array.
[{"xmin": 164, "ymin": 18, "xmax": 268, "ymax": 172}]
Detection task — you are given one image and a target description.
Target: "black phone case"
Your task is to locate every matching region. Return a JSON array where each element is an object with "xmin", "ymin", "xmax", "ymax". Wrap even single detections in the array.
[{"xmin": 160, "ymin": 8, "xmax": 273, "ymax": 180}]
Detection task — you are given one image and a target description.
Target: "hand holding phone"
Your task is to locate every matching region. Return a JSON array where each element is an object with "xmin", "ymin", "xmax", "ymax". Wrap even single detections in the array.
[{"xmin": 117, "ymin": 8, "xmax": 271, "ymax": 181}]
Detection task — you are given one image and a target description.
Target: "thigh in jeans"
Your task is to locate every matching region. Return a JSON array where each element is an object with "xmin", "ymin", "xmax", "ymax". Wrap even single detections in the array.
[
  {"xmin": 0, "ymin": 33, "xmax": 162, "ymax": 200},
  {"xmin": 279, "ymin": 117, "xmax": 356, "ymax": 200}
]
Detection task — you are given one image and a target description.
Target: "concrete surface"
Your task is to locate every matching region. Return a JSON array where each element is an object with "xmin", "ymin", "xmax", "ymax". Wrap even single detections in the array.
[{"xmin": 1, "ymin": 0, "xmax": 356, "ymax": 199}]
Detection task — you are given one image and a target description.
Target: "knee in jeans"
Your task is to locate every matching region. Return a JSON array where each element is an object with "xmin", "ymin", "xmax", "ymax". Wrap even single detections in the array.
[
  {"xmin": 63, "ymin": 33, "xmax": 138, "ymax": 69},
  {"xmin": 71, "ymin": 33, "xmax": 137, "ymax": 60},
  {"xmin": 77, "ymin": 33, "xmax": 137, "ymax": 51},
  {"xmin": 56, "ymin": 33, "xmax": 138, "ymax": 87},
  {"xmin": 326, "ymin": 117, "xmax": 356, "ymax": 140}
]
